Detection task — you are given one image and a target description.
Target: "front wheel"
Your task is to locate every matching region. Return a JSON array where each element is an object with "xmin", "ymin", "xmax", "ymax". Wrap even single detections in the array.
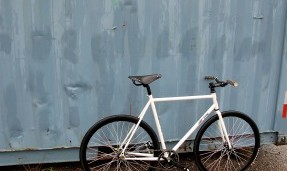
[
  {"xmin": 79, "ymin": 115, "xmax": 160, "ymax": 171},
  {"xmin": 194, "ymin": 111, "xmax": 260, "ymax": 171}
]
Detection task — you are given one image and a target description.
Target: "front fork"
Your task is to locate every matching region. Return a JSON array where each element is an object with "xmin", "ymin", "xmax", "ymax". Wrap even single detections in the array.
[
  {"xmin": 212, "ymin": 93, "xmax": 232, "ymax": 149},
  {"xmin": 216, "ymin": 110, "xmax": 232, "ymax": 149}
]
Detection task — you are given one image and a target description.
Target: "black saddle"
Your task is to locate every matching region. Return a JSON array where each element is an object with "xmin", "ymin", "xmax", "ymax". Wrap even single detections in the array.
[{"xmin": 128, "ymin": 74, "xmax": 162, "ymax": 85}]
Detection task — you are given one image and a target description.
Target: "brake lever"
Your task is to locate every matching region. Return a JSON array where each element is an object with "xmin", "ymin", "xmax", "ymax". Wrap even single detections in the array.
[{"xmin": 226, "ymin": 80, "xmax": 239, "ymax": 87}]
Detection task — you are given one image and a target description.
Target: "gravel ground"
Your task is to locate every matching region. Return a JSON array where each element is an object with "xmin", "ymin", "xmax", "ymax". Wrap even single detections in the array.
[
  {"xmin": 2, "ymin": 144, "xmax": 287, "ymax": 171},
  {"xmin": 248, "ymin": 144, "xmax": 287, "ymax": 171}
]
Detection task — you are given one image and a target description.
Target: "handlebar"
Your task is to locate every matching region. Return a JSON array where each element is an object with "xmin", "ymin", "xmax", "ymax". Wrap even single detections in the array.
[
  {"xmin": 204, "ymin": 75, "xmax": 239, "ymax": 88},
  {"xmin": 128, "ymin": 74, "xmax": 238, "ymax": 95}
]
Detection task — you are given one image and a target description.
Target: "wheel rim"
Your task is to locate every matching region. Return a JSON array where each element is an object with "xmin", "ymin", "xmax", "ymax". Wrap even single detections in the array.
[
  {"xmin": 83, "ymin": 119, "xmax": 158, "ymax": 171},
  {"xmin": 195, "ymin": 114, "xmax": 259, "ymax": 171}
]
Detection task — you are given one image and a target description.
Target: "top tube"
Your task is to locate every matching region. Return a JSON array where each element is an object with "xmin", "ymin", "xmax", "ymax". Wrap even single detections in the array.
[{"xmin": 153, "ymin": 95, "xmax": 213, "ymax": 103}]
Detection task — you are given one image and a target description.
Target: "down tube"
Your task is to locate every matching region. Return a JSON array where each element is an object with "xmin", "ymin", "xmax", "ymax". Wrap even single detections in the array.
[{"xmin": 172, "ymin": 104, "xmax": 215, "ymax": 152}]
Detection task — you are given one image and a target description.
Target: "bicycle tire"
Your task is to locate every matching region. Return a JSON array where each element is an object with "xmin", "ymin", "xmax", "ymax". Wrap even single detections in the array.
[
  {"xmin": 194, "ymin": 111, "xmax": 260, "ymax": 171},
  {"xmin": 79, "ymin": 115, "xmax": 160, "ymax": 171}
]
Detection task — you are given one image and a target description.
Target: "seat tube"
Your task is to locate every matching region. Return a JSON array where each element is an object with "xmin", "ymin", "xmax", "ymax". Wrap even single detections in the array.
[{"xmin": 149, "ymin": 95, "xmax": 167, "ymax": 150}]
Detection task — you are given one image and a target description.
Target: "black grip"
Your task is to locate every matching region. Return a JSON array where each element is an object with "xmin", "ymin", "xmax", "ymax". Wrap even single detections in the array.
[{"xmin": 204, "ymin": 76, "xmax": 216, "ymax": 80}]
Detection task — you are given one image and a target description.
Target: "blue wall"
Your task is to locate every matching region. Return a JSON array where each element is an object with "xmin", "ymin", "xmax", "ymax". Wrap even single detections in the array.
[{"xmin": 0, "ymin": 0, "xmax": 286, "ymax": 165}]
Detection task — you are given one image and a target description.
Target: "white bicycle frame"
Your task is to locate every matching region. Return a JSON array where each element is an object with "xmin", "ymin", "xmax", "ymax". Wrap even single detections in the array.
[{"xmin": 120, "ymin": 93, "xmax": 232, "ymax": 161}]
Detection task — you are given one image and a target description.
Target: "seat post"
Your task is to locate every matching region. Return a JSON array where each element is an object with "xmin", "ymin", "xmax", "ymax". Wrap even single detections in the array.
[{"xmin": 143, "ymin": 84, "xmax": 152, "ymax": 95}]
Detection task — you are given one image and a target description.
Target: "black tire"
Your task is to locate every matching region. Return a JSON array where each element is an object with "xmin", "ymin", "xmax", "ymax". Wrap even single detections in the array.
[
  {"xmin": 79, "ymin": 115, "xmax": 160, "ymax": 171},
  {"xmin": 194, "ymin": 111, "xmax": 260, "ymax": 171}
]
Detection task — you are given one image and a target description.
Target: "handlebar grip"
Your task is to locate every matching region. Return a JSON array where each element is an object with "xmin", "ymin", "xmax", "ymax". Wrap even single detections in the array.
[
  {"xmin": 204, "ymin": 76, "xmax": 216, "ymax": 80},
  {"xmin": 226, "ymin": 80, "xmax": 239, "ymax": 87}
]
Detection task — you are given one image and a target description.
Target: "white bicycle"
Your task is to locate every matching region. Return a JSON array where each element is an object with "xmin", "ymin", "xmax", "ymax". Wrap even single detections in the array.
[{"xmin": 79, "ymin": 74, "xmax": 260, "ymax": 171}]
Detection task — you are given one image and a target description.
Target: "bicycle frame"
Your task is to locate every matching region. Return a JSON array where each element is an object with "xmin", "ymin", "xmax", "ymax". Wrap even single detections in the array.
[{"xmin": 120, "ymin": 92, "xmax": 232, "ymax": 161}]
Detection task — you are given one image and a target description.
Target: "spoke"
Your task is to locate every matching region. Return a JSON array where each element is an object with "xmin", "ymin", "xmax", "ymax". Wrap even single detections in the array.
[
  {"xmin": 232, "ymin": 150, "xmax": 250, "ymax": 162},
  {"xmin": 82, "ymin": 119, "xmax": 156, "ymax": 171},
  {"xmin": 234, "ymin": 147, "xmax": 254, "ymax": 155},
  {"xmin": 204, "ymin": 148, "xmax": 224, "ymax": 169},
  {"xmin": 200, "ymin": 148, "xmax": 223, "ymax": 162},
  {"xmin": 196, "ymin": 115, "xmax": 258, "ymax": 171},
  {"xmin": 87, "ymin": 151, "xmax": 115, "ymax": 161},
  {"xmin": 127, "ymin": 134, "xmax": 146, "ymax": 149},
  {"xmin": 233, "ymin": 134, "xmax": 255, "ymax": 147}
]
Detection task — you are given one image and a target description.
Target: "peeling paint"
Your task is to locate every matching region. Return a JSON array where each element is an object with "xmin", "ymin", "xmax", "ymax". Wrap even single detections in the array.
[
  {"xmin": 64, "ymin": 82, "xmax": 92, "ymax": 99},
  {"xmin": 253, "ymin": 16, "xmax": 264, "ymax": 19}
]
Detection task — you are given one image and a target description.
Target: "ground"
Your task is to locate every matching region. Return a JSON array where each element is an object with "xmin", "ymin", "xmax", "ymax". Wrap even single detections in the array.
[{"xmin": 2, "ymin": 144, "xmax": 287, "ymax": 171}]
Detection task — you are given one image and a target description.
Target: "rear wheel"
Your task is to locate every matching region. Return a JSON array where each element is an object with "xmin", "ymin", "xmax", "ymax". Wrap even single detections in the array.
[
  {"xmin": 194, "ymin": 111, "xmax": 260, "ymax": 171},
  {"xmin": 79, "ymin": 115, "xmax": 160, "ymax": 171}
]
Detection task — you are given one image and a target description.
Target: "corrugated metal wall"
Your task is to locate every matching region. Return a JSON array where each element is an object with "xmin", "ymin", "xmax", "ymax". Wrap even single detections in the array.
[{"xmin": 0, "ymin": 0, "xmax": 287, "ymax": 165}]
